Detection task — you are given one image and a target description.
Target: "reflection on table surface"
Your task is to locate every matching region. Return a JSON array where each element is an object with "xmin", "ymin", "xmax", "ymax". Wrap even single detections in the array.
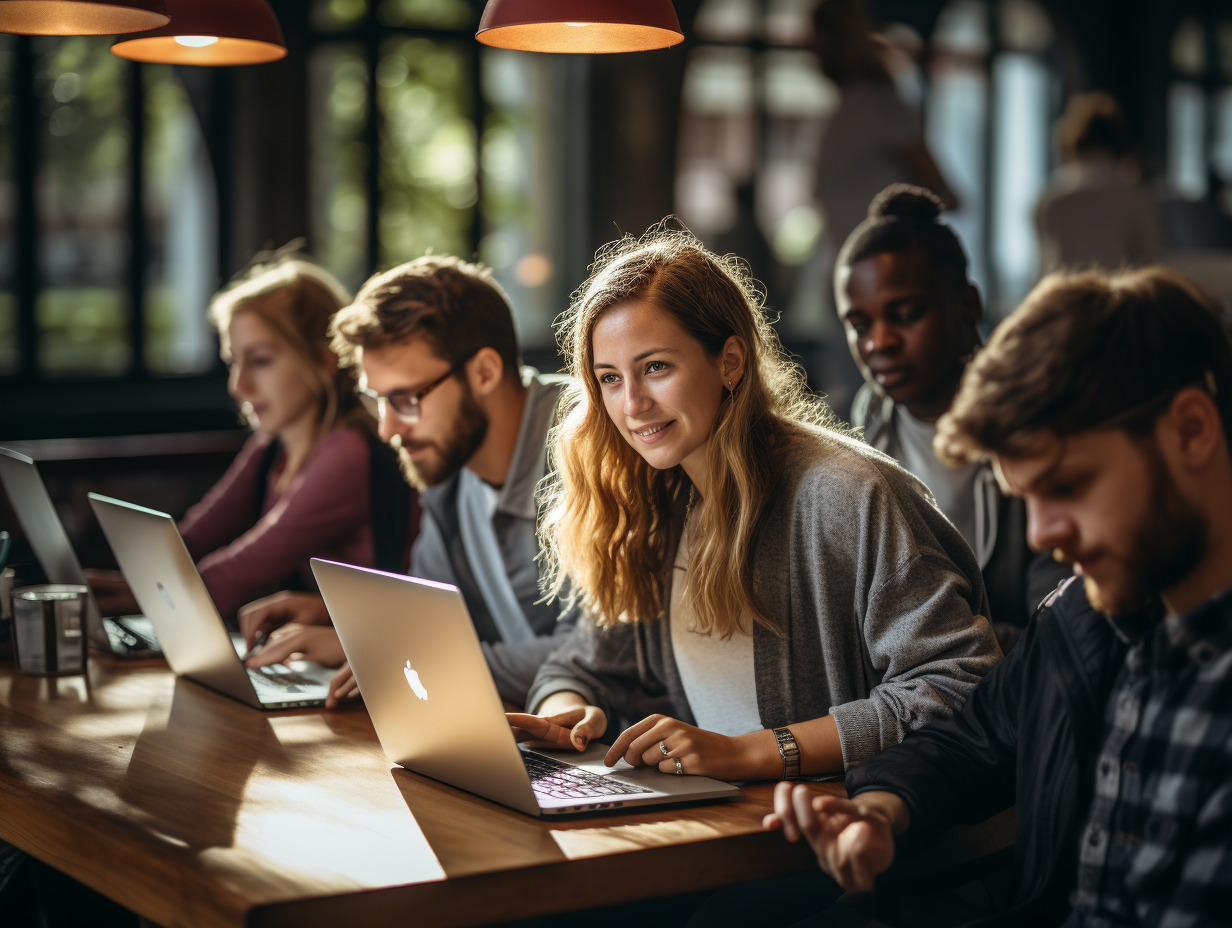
[{"xmin": 0, "ymin": 656, "xmax": 823, "ymax": 928}]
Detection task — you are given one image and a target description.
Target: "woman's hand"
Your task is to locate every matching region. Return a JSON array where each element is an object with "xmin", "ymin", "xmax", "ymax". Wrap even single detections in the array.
[
  {"xmin": 605, "ymin": 713, "xmax": 760, "ymax": 780},
  {"xmin": 238, "ymin": 591, "xmax": 331, "ymax": 651},
  {"xmin": 507, "ymin": 704, "xmax": 607, "ymax": 752},
  {"xmin": 244, "ymin": 623, "xmax": 345, "ymax": 668}
]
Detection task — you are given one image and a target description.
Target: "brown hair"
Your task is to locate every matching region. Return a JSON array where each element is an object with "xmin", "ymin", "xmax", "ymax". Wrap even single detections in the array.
[
  {"xmin": 541, "ymin": 224, "xmax": 839, "ymax": 635},
  {"xmin": 210, "ymin": 258, "xmax": 365, "ymax": 444},
  {"xmin": 936, "ymin": 266, "xmax": 1232, "ymax": 464},
  {"xmin": 329, "ymin": 254, "xmax": 521, "ymax": 378}
]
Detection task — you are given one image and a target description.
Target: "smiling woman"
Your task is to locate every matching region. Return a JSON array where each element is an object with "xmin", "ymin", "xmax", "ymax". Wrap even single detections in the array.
[{"xmin": 510, "ymin": 223, "xmax": 1001, "ymax": 789}]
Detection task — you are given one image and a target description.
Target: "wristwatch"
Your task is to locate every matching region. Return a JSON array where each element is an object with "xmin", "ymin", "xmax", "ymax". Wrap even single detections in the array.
[{"xmin": 774, "ymin": 726, "xmax": 801, "ymax": 780}]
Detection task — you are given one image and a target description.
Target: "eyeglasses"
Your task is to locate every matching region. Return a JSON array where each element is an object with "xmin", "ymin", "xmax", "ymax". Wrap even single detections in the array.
[{"xmin": 355, "ymin": 355, "xmax": 471, "ymax": 424}]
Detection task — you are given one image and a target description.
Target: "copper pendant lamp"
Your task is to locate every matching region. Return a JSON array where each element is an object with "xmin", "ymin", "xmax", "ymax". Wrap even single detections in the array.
[
  {"xmin": 476, "ymin": 0, "xmax": 684, "ymax": 54},
  {"xmin": 0, "ymin": 0, "xmax": 168, "ymax": 35},
  {"xmin": 111, "ymin": 0, "xmax": 285, "ymax": 66}
]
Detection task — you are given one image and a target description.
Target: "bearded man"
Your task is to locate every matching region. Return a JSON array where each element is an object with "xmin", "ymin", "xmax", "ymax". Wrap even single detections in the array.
[
  {"xmin": 240, "ymin": 255, "xmax": 575, "ymax": 708},
  {"xmin": 767, "ymin": 266, "xmax": 1232, "ymax": 927}
]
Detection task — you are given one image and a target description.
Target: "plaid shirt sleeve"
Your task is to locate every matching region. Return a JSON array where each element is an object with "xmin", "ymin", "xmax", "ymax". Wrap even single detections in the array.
[{"xmin": 1067, "ymin": 591, "xmax": 1232, "ymax": 928}]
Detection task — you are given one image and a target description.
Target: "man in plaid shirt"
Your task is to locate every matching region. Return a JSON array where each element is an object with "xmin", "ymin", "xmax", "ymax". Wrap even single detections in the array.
[{"xmin": 765, "ymin": 265, "xmax": 1232, "ymax": 927}]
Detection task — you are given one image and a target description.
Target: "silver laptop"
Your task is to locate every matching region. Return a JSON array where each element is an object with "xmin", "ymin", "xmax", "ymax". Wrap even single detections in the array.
[
  {"xmin": 310, "ymin": 557, "xmax": 741, "ymax": 816},
  {"xmin": 88, "ymin": 492, "xmax": 335, "ymax": 710},
  {"xmin": 0, "ymin": 447, "xmax": 159, "ymax": 657}
]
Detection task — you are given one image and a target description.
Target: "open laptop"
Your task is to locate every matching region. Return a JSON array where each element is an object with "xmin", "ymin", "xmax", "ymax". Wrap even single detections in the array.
[
  {"xmin": 0, "ymin": 446, "xmax": 160, "ymax": 658},
  {"xmin": 88, "ymin": 492, "xmax": 335, "ymax": 710},
  {"xmin": 311, "ymin": 557, "xmax": 741, "ymax": 817}
]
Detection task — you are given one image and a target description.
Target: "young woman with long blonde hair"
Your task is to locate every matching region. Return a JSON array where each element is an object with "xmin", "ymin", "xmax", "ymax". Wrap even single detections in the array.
[{"xmin": 511, "ymin": 226, "xmax": 1000, "ymax": 782}]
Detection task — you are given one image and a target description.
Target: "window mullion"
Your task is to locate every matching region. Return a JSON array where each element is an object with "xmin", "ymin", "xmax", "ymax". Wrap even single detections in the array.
[
  {"xmin": 128, "ymin": 61, "xmax": 147, "ymax": 379},
  {"xmin": 15, "ymin": 35, "xmax": 37, "ymax": 381}
]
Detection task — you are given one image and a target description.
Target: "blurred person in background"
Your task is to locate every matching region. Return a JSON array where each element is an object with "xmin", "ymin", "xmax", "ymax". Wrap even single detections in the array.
[{"xmin": 1034, "ymin": 91, "xmax": 1163, "ymax": 276}]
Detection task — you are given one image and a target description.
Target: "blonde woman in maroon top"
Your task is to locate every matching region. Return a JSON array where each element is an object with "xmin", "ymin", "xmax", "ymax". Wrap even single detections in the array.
[{"xmin": 88, "ymin": 258, "xmax": 414, "ymax": 624}]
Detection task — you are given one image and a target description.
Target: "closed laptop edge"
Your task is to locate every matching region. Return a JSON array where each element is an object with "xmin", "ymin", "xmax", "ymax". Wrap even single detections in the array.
[{"xmin": 310, "ymin": 557, "xmax": 741, "ymax": 817}]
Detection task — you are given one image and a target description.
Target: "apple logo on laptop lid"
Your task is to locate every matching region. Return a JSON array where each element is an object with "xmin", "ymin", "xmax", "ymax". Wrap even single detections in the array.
[{"xmin": 403, "ymin": 660, "xmax": 428, "ymax": 700}]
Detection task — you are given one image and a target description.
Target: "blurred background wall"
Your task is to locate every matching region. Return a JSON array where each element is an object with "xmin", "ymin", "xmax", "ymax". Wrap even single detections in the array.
[{"xmin": 1, "ymin": 0, "xmax": 1230, "ymax": 444}]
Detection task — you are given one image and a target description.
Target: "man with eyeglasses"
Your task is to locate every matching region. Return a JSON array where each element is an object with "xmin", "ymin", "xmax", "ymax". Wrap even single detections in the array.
[
  {"xmin": 240, "ymin": 255, "xmax": 576, "ymax": 709},
  {"xmin": 765, "ymin": 266, "xmax": 1232, "ymax": 927}
]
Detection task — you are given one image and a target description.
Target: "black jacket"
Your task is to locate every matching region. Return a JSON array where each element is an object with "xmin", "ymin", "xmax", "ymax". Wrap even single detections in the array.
[{"xmin": 847, "ymin": 578, "xmax": 1127, "ymax": 926}]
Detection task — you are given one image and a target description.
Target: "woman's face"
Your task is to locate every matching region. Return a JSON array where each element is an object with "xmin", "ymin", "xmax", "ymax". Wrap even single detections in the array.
[
  {"xmin": 590, "ymin": 300, "xmax": 730, "ymax": 484},
  {"xmin": 226, "ymin": 311, "xmax": 320, "ymax": 437},
  {"xmin": 836, "ymin": 248, "xmax": 979, "ymax": 422}
]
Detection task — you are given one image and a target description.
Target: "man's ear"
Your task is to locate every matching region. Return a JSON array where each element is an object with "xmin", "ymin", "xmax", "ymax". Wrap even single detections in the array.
[
  {"xmin": 1164, "ymin": 386, "xmax": 1223, "ymax": 471},
  {"xmin": 720, "ymin": 335, "xmax": 747, "ymax": 390},
  {"xmin": 467, "ymin": 347, "xmax": 506, "ymax": 398}
]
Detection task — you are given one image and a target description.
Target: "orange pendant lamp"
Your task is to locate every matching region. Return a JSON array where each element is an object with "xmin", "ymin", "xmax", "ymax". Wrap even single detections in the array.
[
  {"xmin": 0, "ymin": 0, "xmax": 167, "ymax": 35},
  {"xmin": 111, "ymin": 0, "xmax": 285, "ymax": 66},
  {"xmin": 476, "ymin": 0, "xmax": 683, "ymax": 54}
]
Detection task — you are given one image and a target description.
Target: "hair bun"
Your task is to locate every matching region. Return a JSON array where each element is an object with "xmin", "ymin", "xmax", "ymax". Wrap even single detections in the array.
[{"xmin": 868, "ymin": 184, "xmax": 945, "ymax": 223}]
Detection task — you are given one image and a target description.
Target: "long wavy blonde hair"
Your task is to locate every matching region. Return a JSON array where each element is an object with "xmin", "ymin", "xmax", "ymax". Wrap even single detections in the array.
[{"xmin": 540, "ymin": 226, "xmax": 837, "ymax": 637}]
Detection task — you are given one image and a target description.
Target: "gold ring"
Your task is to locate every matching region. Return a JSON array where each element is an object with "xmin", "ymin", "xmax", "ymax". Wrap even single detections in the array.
[
  {"xmin": 658, "ymin": 740, "xmax": 670, "ymax": 757},
  {"xmin": 674, "ymin": 758, "xmax": 683, "ymax": 776}
]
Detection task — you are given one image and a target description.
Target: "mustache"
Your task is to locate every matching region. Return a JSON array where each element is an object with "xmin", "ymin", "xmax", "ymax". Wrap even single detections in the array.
[{"xmin": 390, "ymin": 434, "xmax": 439, "ymax": 455}]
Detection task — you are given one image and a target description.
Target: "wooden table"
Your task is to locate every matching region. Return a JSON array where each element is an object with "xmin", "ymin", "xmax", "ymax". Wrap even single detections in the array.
[{"xmin": 0, "ymin": 656, "xmax": 830, "ymax": 928}]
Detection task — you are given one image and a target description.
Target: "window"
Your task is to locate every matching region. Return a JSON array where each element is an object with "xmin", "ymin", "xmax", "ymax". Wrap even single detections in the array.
[
  {"xmin": 1, "ymin": 3, "xmax": 577, "ymax": 438},
  {"xmin": 307, "ymin": 0, "xmax": 575, "ymax": 356}
]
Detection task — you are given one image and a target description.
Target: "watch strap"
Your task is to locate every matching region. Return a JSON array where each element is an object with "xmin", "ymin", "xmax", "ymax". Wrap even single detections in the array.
[{"xmin": 773, "ymin": 726, "xmax": 801, "ymax": 780}]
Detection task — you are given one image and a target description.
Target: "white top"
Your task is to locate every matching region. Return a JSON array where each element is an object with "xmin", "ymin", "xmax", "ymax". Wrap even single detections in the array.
[
  {"xmin": 668, "ymin": 518, "xmax": 762, "ymax": 736},
  {"xmin": 893, "ymin": 407, "xmax": 978, "ymax": 543}
]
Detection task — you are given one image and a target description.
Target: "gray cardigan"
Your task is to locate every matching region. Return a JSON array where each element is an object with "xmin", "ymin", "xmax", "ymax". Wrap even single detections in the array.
[{"xmin": 526, "ymin": 428, "xmax": 1002, "ymax": 769}]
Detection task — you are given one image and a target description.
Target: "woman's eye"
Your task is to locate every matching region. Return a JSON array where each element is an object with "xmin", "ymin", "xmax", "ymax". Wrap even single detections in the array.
[
  {"xmin": 646, "ymin": 360, "xmax": 667, "ymax": 374},
  {"xmin": 598, "ymin": 372, "xmax": 619, "ymax": 385}
]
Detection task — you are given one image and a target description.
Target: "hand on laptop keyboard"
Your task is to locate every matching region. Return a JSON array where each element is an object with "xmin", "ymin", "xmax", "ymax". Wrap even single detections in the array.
[
  {"xmin": 507, "ymin": 713, "xmax": 575, "ymax": 748},
  {"xmin": 244, "ymin": 623, "xmax": 346, "ymax": 669}
]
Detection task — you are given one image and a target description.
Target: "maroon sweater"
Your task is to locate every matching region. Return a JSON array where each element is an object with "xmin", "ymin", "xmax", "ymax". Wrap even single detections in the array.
[{"xmin": 179, "ymin": 428, "xmax": 375, "ymax": 621}]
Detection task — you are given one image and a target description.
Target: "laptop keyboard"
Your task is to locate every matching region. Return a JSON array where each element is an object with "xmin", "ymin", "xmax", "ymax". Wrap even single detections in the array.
[
  {"xmin": 247, "ymin": 665, "xmax": 323, "ymax": 690},
  {"xmin": 522, "ymin": 751, "xmax": 649, "ymax": 801}
]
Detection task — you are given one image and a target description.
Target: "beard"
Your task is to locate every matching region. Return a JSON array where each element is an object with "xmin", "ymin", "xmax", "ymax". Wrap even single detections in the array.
[
  {"xmin": 394, "ymin": 383, "xmax": 489, "ymax": 490},
  {"xmin": 1083, "ymin": 443, "xmax": 1208, "ymax": 616}
]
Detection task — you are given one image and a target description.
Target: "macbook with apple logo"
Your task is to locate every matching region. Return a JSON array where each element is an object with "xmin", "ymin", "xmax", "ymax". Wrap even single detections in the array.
[
  {"xmin": 88, "ymin": 493, "xmax": 335, "ymax": 710},
  {"xmin": 310, "ymin": 557, "xmax": 741, "ymax": 816}
]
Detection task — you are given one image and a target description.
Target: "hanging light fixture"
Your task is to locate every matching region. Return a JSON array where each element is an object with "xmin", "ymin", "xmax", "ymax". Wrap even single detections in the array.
[
  {"xmin": 111, "ymin": 0, "xmax": 285, "ymax": 66},
  {"xmin": 476, "ymin": 0, "xmax": 683, "ymax": 54},
  {"xmin": 0, "ymin": 0, "xmax": 167, "ymax": 35}
]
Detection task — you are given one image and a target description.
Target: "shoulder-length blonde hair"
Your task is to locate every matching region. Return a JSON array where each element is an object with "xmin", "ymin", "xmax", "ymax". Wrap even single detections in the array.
[
  {"xmin": 541, "ymin": 226, "xmax": 836, "ymax": 637},
  {"xmin": 211, "ymin": 258, "xmax": 369, "ymax": 455}
]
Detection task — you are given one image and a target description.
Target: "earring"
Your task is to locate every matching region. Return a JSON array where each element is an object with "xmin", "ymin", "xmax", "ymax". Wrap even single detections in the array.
[{"xmin": 727, "ymin": 379, "xmax": 733, "ymax": 390}]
